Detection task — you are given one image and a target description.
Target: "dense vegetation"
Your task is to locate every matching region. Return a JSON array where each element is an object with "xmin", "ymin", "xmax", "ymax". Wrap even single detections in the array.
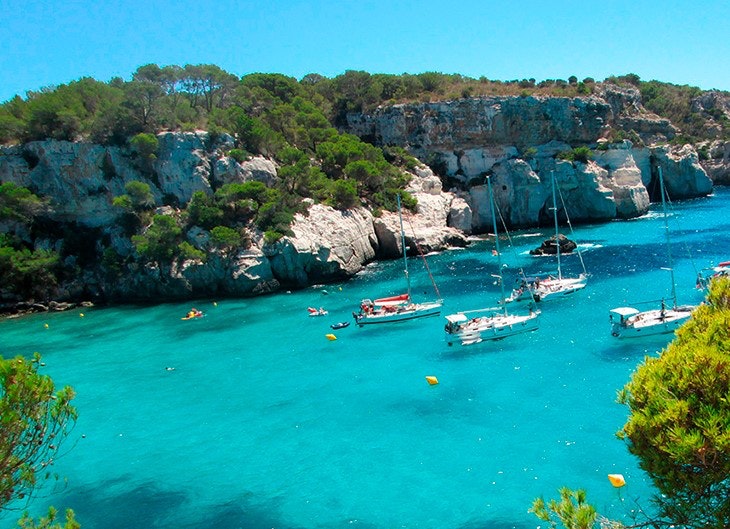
[{"xmin": 2, "ymin": 67, "xmax": 727, "ymax": 147}]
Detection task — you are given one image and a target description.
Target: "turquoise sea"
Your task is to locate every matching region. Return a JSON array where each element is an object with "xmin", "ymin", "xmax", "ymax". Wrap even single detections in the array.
[{"xmin": 2, "ymin": 189, "xmax": 730, "ymax": 529}]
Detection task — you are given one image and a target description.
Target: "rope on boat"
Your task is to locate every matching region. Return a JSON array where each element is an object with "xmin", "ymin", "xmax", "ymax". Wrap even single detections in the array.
[
  {"xmin": 405, "ymin": 211, "xmax": 442, "ymax": 300},
  {"xmin": 493, "ymin": 193, "xmax": 538, "ymax": 302},
  {"xmin": 556, "ymin": 185, "xmax": 588, "ymax": 276}
]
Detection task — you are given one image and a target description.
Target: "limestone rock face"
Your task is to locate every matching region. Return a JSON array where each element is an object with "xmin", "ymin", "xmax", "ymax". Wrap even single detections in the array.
[
  {"xmin": 347, "ymin": 96, "xmax": 611, "ymax": 181},
  {"xmin": 214, "ymin": 155, "xmax": 279, "ymax": 187},
  {"xmin": 154, "ymin": 132, "xmax": 212, "ymax": 204},
  {"xmin": 404, "ymin": 164, "xmax": 470, "ymax": 250},
  {"xmin": 594, "ymin": 83, "xmax": 678, "ymax": 144},
  {"xmin": 463, "ymin": 160, "xmax": 615, "ymax": 232},
  {"xmin": 105, "ymin": 242, "xmax": 279, "ymax": 301},
  {"xmin": 691, "ymin": 91, "xmax": 730, "ymax": 139},
  {"xmin": 342, "ymin": 92, "xmax": 715, "ymax": 231},
  {"xmin": 175, "ymin": 247, "xmax": 280, "ymax": 296},
  {"xmin": 267, "ymin": 205, "xmax": 378, "ymax": 287},
  {"xmin": 593, "ymin": 143, "xmax": 650, "ymax": 218},
  {"xmin": 701, "ymin": 140, "xmax": 730, "ymax": 184},
  {"xmin": 447, "ymin": 195, "xmax": 473, "ymax": 234},
  {"xmin": 653, "ymin": 145, "xmax": 713, "ymax": 197},
  {"xmin": 0, "ymin": 141, "xmax": 134, "ymax": 227}
]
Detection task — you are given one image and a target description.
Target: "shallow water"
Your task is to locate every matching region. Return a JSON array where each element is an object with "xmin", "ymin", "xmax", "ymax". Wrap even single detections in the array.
[{"xmin": 2, "ymin": 189, "xmax": 729, "ymax": 529}]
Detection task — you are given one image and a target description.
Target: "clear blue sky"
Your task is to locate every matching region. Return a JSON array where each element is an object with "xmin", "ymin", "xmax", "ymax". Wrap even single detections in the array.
[{"xmin": 1, "ymin": 0, "xmax": 728, "ymax": 103}]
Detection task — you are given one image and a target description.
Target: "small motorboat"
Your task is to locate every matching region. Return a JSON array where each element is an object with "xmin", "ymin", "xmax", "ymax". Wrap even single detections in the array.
[
  {"xmin": 308, "ymin": 307, "xmax": 328, "ymax": 316},
  {"xmin": 330, "ymin": 321, "xmax": 350, "ymax": 330}
]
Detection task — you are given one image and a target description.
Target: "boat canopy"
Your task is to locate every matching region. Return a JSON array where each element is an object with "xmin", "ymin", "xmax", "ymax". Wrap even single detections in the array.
[
  {"xmin": 445, "ymin": 313, "xmax": 468, "ymax": 324},
  {"xmin": 609, "ymin": 307, "xmax": 640, "ymax": 322}
]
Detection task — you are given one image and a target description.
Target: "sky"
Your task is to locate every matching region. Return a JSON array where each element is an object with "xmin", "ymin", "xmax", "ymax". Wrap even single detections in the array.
[{"xmin": 1, "ymin": 0, "xmax": 729, "ymax": 103}]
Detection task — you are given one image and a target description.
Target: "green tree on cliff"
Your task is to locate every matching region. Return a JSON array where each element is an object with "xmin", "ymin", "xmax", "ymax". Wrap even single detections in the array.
[{"xmin": 131, "ymin": 214, "xmax": 182, "ymax": 261}]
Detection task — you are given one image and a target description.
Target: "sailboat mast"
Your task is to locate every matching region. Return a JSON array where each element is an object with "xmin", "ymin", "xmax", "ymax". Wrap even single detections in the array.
[
  {"xmin": 487, "ymin": 177, "xmax": 508, "ymax": 314},
  {"xmin": 551, "ymin": 171, "xmax": 562, "ymax": 280},
  {"xmin": 658, "ymin": 167, "xmax": 678, "ymax": 307},
  {"xmin": 397, "ymin": 194, "xmax": 411, "ymax": 300}
]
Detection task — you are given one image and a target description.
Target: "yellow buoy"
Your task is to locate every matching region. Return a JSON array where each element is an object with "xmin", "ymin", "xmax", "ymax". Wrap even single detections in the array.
[
  {"xmin": 44, "ymin": 323, "xmax": 49, "ymax": 329},
  {"xmin": 325, "ymin": 334, "xmax": 337, "ymax": 341},
  {"xmin": 425, "ymin": 376, "xmax": 439, "ymax": 385},
  {"xmin": 608, "ymin": 473, "xmax": 626, "ymax": 488},
  {"xmin": 213, "ymin": 301, "xmax": 218, "ymax": 307},
  {"xmin": 79, "ymin": 313, "xmax": 85, "ymax": 317}
]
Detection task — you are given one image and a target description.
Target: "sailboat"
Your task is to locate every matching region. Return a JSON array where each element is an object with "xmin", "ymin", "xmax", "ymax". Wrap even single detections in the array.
[
  {"xmin": 507, "ymin": 171, "xmax": 587, "ymax": 303},
  {"xmin": 695, "ymin": 260, "xmax": 730, "ymax": 292},
  {"xmin": 444, "ymin": 176, "xmax": 540, "ymax": 346},
  {"xmin": 609, "ymin": 166, "xmax": 696, "ymax": 338},
  {"xmin": 353, "ymin": 194, "xmax": 442, "ymax": 326}
]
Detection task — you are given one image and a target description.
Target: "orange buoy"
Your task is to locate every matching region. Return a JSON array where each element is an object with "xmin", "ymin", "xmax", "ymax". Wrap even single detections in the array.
[
  {"xmin": 608, "ymin": 473, "xmax": 626, "ymax": 488},
  {"xmin": 425, "ymin": 376, "xmax": 439, "ymax": 385}
]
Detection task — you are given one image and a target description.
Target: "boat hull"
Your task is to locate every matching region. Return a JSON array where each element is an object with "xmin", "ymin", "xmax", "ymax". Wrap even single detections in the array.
[
  {"xmin": 354, "ymin": 302, "xmax": 442, "ymax": 326},
  {"xmin": 610, "ymin": 306, "xmax": 694, "ymax": 338},
  {"xmin": 507, "ymin": 276, "xmax": 587, "ymax": 303},
  {"xmin": 445, "ymin": 311, "xmax": 540, "ymax": 346}
]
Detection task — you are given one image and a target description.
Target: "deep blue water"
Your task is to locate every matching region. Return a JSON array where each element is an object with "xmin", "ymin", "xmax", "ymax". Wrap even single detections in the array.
[{"xmin": 2, "ymin": 189, "xmax": 729, "ymax": 529}]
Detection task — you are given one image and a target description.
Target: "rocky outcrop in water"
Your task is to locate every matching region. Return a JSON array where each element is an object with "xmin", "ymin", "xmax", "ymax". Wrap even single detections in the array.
[{"xmin": 530, "ymin": 234, "xmax": 577, "ymax": 256}]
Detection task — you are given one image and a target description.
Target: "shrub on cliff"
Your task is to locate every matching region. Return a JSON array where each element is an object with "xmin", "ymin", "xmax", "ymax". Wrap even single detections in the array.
[
  {"xmin": 186, "ymin": 191, "xmax": 225, "ymax": 229},
  {"xmin": 123, "ymin": 180, "xmax": 155, "ymax": 209},
  {"xmin": 330, "ymin": 179, "xmax": 359, "ymax": 210},
  {"xmin": 557, "ymin": 146, "xmax": 593, "ymax": 163},
  {"xmin": 0, "ymin": 237, "xmax": 61, "ymax": 301},
  {"xmin": 210, "ymin": 225, "xmax": 244, "ymax": 250},
  {"xmin": 131, "ymin": 214, "xmax": 182, "ymax": 262},
  {"xmin": 129, "ymin": 133, "xmax": 159, "ymax": 174},
  {"xmin": 0, "ymin": 182, "xmax": 45, "ymax": 222},
  {"xmin": 130, "ymin": 133, "xmax": 158, "ymax": 159}
]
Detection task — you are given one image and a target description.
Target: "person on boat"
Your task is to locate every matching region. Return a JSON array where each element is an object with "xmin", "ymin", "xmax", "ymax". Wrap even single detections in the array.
[{"xmin": 660, "ymin": 300, "xmax": 666, "ymax": 320}]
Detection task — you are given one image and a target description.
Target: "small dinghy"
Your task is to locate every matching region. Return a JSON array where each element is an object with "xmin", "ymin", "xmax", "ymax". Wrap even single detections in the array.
[{"xmin": 330, "ymin": 321, "xmax": 350, "ymax": 330}]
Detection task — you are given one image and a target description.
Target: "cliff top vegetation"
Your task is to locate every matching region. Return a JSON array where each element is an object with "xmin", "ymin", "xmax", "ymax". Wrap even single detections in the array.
[{"xmin": 1, "ymin": 66, "xmax": 728, "ymax": 150}]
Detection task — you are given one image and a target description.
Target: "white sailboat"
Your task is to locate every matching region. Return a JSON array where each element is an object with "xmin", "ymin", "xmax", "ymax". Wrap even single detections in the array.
[
  {"xmin": 444, "ymin": 176, "xmax": 540, "ymax": 346},
  {"xmin": 354, "ymin": 194, "xmax": 442, "ymax": 326},
  {"xmin": 609, "ymin": 166, "xmax": 696, "ymax": 338},
  {"xmin": 507, "ymin": 171, "xmax": 587, "ymax": 303},
  {"xmin": 695, "ymin": 260, "xmax": 730, "ymax": 292}
]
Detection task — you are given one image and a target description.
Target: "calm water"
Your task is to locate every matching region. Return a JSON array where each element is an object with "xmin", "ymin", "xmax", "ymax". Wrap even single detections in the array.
[{"xmin": 2, "ymin": 189, "xmax": 730, "ymax": 529}]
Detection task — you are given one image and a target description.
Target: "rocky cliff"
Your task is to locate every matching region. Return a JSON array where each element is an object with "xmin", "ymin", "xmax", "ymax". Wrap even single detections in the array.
[
  {"xmin": 0, "ymin": 132, "xmax": 468, "ymax": 305},
  {"xmin": 343, "ymin": 86, "xmax": 716, "ymax": 228},
  {"xmin": 0, "ymin": 83, "xmax": 725, "ymax": 306}
]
